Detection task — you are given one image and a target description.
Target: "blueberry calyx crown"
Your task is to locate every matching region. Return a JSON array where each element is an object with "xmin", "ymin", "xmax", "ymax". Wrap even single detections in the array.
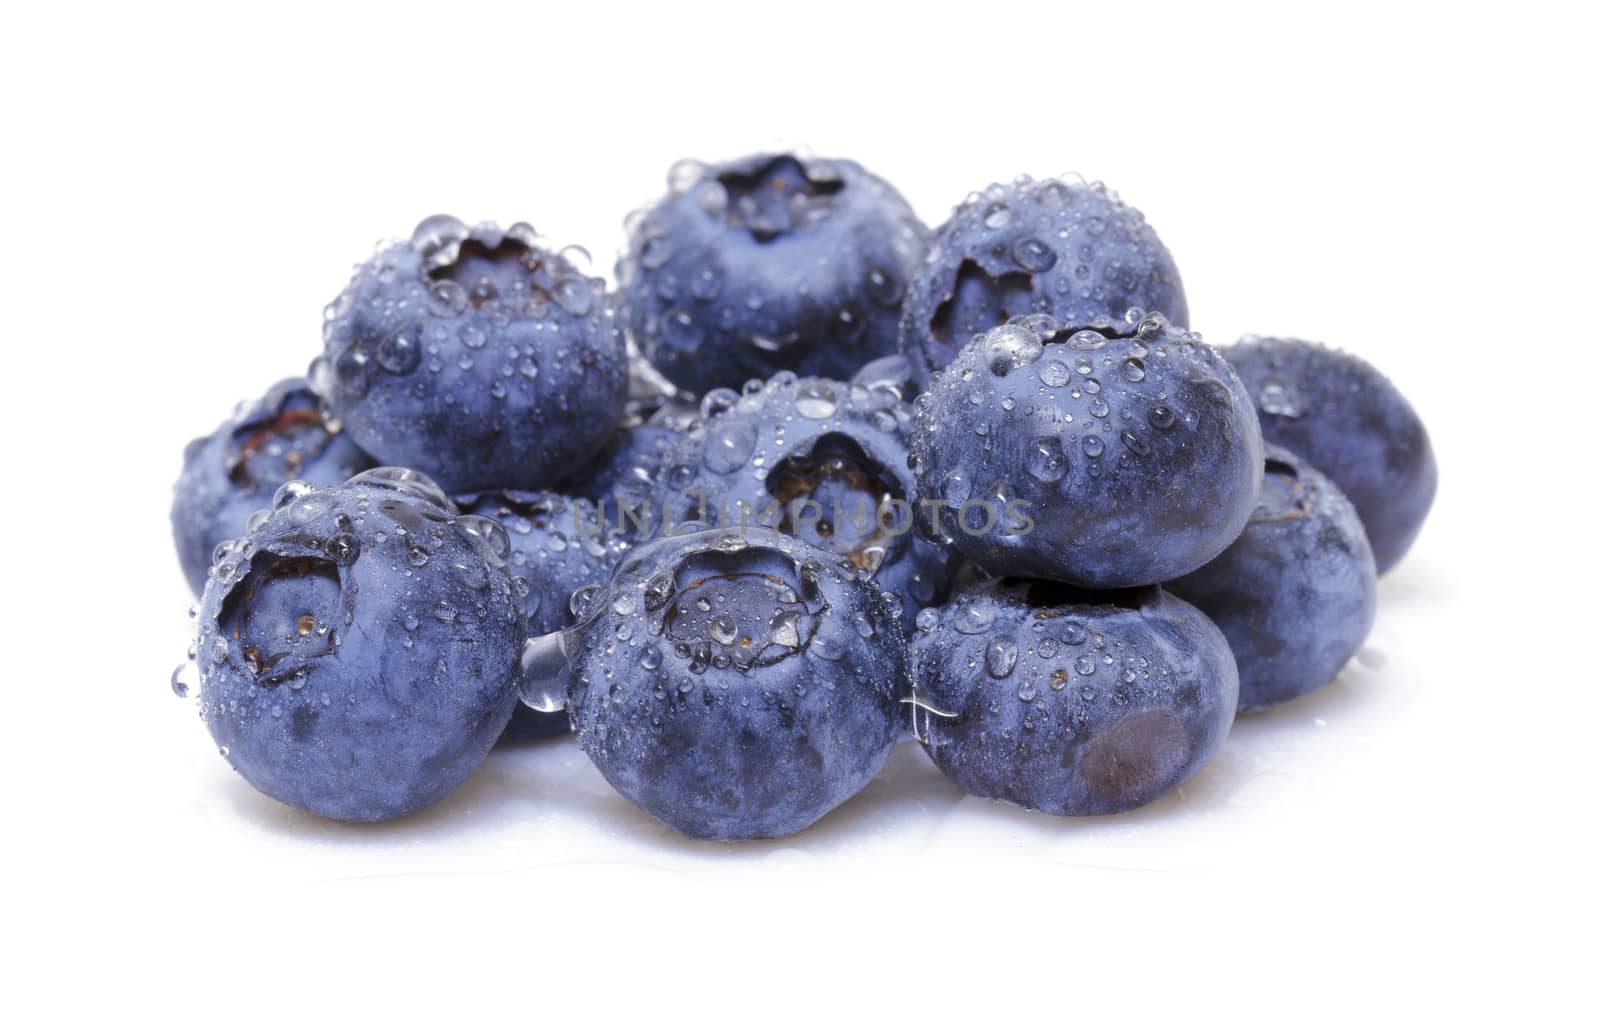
[{"xmin": 713, "ymin": 154, "xmax": 846, "ymax": 242}]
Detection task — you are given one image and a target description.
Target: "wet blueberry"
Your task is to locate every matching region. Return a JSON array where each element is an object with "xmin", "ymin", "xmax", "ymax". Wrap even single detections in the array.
[
  {"xmin": 619, "ymin": 154, "xmax": 926, "ymax": 395},
  {"xmin": 314, "ymin": 217, "xmax": 627, "ymax": 492},
  {"xmin": 900, "ymin": 176, "xmax": 1187, "ymax": 382},
  {"xmin": 455, "ymin": 489, "xmax": 629, "ymax": 742},
  {"xmin": 910, "ymin": 579, "xmax": 1238, "ymax": 815},
  {"xmin": 908, "ymin": 314, "xmax": 1262, "ymax": 587},
  {"xmin": 1221, "ymin": 336, "xmax": 1437, "ymax": 573},
  {"xmin": 193, "ymin": 468, "xmax": 524, "ymax": 821},
  {"xmin": 559, "ymin": 527, "xmax": 907, "ymax": 839},
  {"xmin": 1169, "ymin": 446, "xmax": 1377, "ymax": 710},
  {"xmin": 172, "ymin": 378, "xmax": 373, "ymax": 595},
  {"xmin": 651, "ymin": 359, "xmax": 957, "ymax": 631}
]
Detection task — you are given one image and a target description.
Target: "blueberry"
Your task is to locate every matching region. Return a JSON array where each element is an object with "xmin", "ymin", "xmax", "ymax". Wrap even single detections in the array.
[
  {"xmin": 559, "ymin": 399, "xmax": 697, "ymax": 515},
  {"xmin": 172, "ymin": 378, "xmax": 373, "ymax": 595},
  {"xmin": 192, "ymin": 468, "xmax": 524, "ymax": 821},
  {"xmin": 1220, "ymin": 336, "xmax": 1437, "ymax": 573},
  {"xmin": 314, "ymin": 217, "xmax": 627, "ymax": 493},
  {"xmin": 652, "ymin": 360, "xmax": 957, "ymax": 632},
  {"xmin": 900, "ymin": 176, "xmax": 1187, "ymax": 382},
  {"xmin": 560, "ymin": 527, "xmax": 907, "ymax": 839},
  {"xmin": 908, "ymin": 313, "xmax": 1262, "ymax": 587},
  {"xmin": 910, "ymin": 579, "xmax": 1238, "ymax": 815},
  {"xmin": 1168, "ymin": 446, "xmax": 1376, "ymax": 710},
  {"xmin": 455, "ymin": 489, "xmax": 628, "ymax": 742},
  {"xmin": 619, "ymin": 154, "xmax": 927, "ymax": 395}
]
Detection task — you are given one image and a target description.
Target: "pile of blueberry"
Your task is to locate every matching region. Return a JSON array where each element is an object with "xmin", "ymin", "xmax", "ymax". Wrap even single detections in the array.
[{"xmin": 172, "ymin": 154, "xmax": 1437, "ymax": 839}]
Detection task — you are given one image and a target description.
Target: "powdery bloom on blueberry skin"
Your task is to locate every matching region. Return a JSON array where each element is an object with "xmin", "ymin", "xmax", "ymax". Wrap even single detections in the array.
[
  {"xmin": 171, "ymin": 378, "xmax": 374, "ymax": 596},
  {"xmin": 313, "ymin": 217, "xmax": 627, "ymax": 493},
  {"xmin": 618, "ymin": 153, "xmax": 927, "ymax": 396},
  {"xmin": 649, "ymin": 359, "xmax": 958, "ymax": 633},
  {"xmin": 194, "ymin": 469, "xmax": 524, "ymax": 822},
  {"xmin": 454, "ymin": 489, "xmax": 630, "ymax": 743},
  {"xmin": 899, "ymin": 175, "xmax": 1188, "ymax": 383},
  {"xmin": 563, "ymin": 527, "xmax": 908, "ymax": 840},
  {"xmin": 1220, "ymin": 336, "xmax": 1437, "ymax": 574},
  {"xmin": 910, "ymin": 579, "xmax": 1238, "ymax": 816},
  {"xmin": 1169, "ymin": 445, "xmax": 1378, "ymax": 711},
  {"xmin": 907, "ymin": 312, "xmax": 1263, "ymax": 588}
]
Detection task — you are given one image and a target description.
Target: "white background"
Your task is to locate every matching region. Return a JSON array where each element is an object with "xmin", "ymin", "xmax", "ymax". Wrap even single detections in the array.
[{"xmin": 4, "ymin": 1, "xmax": 1594, "ymax": 1019}]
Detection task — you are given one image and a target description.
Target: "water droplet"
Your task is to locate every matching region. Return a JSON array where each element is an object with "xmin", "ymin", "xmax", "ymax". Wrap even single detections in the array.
[
  {"xmin": 952, "ymin": 603, "xmax": 996, "ymax": 634},
  {"xmin": 661, "ymin": 309, "xmax": 701, "ymax": 351},
  {"xmin": 1066, "ymin": 329, "xmax": 1107, "ymax": 351},
  {"xmin": 984, "ymin": 324, "xmax": 1043, "ymax": 376},
  {"xmin": 570, "ymin": 583, "xmax": 605, "ymax": 621},
  {"xmin": 1149, "ymin": 405, "xmax": 1177, "ymax": 430},
  {"xmin": 1120, "ymin": 358, "xmax": 1146, "ymax": 382},
  {"xmin": 376, "ymin": 332, "xmax": 421, "ymax": 375},
  {"xmin": 770, "ymin": 611, "xmax": 803, "ymax": 649},
  {"xmin": 1025, "ymin": 436, "xmax": 1068, "ymax": 482},
  {"xmin": 1081, "ymin": 434, "xmax": 1104, "ymax": 457},
  {"xmin": 553, "ymin": 277, "xmax": 595, "ymax": 315},
  {"xmin": 1259, "ymin": 380, "xmax": 1302, "ymax": 417},
  {"xmin": 1039, "ymin": 359, "xmax": 1071, "ymax": 387},
  {"xmin": 517, "ymin": 631, "xmax": 569, "ymax": 713},
  {"xmin": 985, "ymin": 637, "xmax": 1018, "ymax": 678},
  {"xmin": 703, "ymin": 418, "xmax": 759, "ymax": 473},
  {"xmin": 326, "ymin": 532, "xmax": 360, "ymax": 564},
  {"xmin": 639, "ymin": 236, "xmax": 672, "ymax": 270},
  {"xmin": 794, "ymin": 381, "xmax": 838, "ymax": 419},
  {"xmin": 983, "ymin": 204, "xmax": 1012, "ymax": 229},
  {"xmin": 170, "ymin": 663, "xmax": 195, "ymax": 698},
  {"xmin": 865, "ymin": 267, "xmax": 905, "ymax": 307},
  {"xmin": 1013, "ymin": 237, "xmax": 1057, "ymax": 272},
  {"xmin": 668, "ymin": 158, "xmax": 707, "ymax": 192}
]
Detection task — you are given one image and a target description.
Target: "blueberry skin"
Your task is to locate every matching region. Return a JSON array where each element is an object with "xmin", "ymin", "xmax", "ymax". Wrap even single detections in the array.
[
  {"xmin": 455, "ymin": 490, "xmax": 629, "ymax": 742},
  {"xmin": 1168, "ymin": 446, "xmax": 1377, "ymax": 710},
  {"xmin": 193, "ymin": 469, "xmax": 524, "ymax": 821},
  {"xmin": 314, "ymin": 217, "xmax": 627, "ymax": 493},
  {"xmin": 172, "ymin": 379, "xmax": 373, "ymax": 595},
  {"xmin": 565, "ymin": 527, "xmax": 907, "ymax": 840},
  {"xmin": 618, "ymin": 154, "xmax": 927, "ymax": 395},
  {"xmin": 559, "ymin": 400, "xmax": 697, "ymax": 513},
  {"xmin": 908, "ymin": 314, "xmax": 1263, "ymax": 587},
  {"xmin": 900, "ymin": 176, "xmax": 1187, "ymax": 382},
  {"xmin": 652, "ymin": 360, "xmax": 957, "ymax": 633},
  {"xmin": 1220, "ymin": 336, "xmax": 1437, "ymax": 573},
  {"xmin": 910, "ymin": 579, "xmax": 1238, "ymax": 815}
]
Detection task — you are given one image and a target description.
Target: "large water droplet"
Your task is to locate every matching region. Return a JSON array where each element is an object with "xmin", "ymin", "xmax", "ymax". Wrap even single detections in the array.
[
  {"xmin": 1025, "ymin": 436, "xmax": 1068, "ymax": 482},
  {"xmin": 794, "ymin": 381, "xmax": 838, "ymax": 419},
  {"xmin": 985, "ymin": 636, "xmax": 1018, "ymax": 678},
  {"xmin": 518, "ymin": 631, "xmax": 570, "ymax": 713}
]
